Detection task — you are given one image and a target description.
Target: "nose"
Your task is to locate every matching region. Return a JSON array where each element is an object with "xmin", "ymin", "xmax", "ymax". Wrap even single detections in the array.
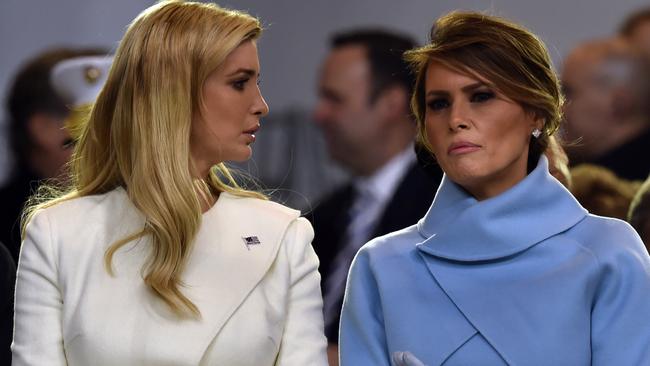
[
  {"xmin": 253, "ymin": 87, "xmax": 270, "ymax": 117},
  {"xmin": 449, "ymin": 101, "xmax": 470, "ymax": 131}
]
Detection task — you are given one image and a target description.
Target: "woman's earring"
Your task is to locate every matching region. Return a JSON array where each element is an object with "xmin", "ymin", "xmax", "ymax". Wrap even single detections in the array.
[{"xmin": 532, "ymin": 128, "xmax": 542, "ymax": 138}]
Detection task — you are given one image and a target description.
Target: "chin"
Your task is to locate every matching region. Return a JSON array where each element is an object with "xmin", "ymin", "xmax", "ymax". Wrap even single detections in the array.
[
  {"xmin": 442, "ymin": 159, "xmax": 483, "ymax": 178},
  {"xmin": 228, "ymin": 148, "xmax": 253, "ymax": 162}
]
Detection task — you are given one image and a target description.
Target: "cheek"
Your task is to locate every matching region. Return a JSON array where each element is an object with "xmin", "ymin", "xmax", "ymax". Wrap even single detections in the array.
[
  {"xmin": 491, "ymin": 124, "xmax": 532, "ymax": 160},
  {"xmin": 424, "ymin": 118, "xmax": 447, "ymax": 156}
]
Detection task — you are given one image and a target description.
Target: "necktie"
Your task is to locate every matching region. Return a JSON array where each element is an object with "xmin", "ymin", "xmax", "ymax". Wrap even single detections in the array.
[{"xmin": 323, "ymin": 186, "xmax": 377, "ymax": 330}]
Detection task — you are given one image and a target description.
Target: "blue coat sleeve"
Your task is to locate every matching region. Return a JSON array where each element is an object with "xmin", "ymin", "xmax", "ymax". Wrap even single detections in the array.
[
  {"xmin": 591, "ymin": 230, "xmax": 650, "ymax": 365},
  {"xmin": 339, "ymin": 247, "xmax": 391, "ymax": 366}
]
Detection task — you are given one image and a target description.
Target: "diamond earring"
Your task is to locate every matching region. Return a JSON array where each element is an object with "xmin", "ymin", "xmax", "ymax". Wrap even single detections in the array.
[{"xmin": 532, "ymin": 128, "xmax": 542, "ymax": 138}]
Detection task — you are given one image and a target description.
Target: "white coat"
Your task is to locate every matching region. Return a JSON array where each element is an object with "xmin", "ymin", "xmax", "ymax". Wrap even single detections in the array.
[{"xmin": 12, "ymin": 188, "xmax": 328, "ymax": 365}]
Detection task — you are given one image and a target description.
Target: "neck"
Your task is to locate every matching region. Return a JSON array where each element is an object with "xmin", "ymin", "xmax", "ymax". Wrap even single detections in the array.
[{"xmin": 194, "ymin": 177, "xmax": 217, "ymax": 213}]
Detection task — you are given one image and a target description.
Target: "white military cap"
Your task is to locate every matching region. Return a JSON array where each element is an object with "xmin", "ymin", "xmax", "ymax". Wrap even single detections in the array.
[{"xmin": 50, "ymin": 55, "xmax": 113, "ymax": 107}]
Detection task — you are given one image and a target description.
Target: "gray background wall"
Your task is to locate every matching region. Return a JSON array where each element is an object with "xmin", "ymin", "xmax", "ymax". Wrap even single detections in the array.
[{"xmin": 1, "ymin": 0, "xmax": 649, "ymax": 184}]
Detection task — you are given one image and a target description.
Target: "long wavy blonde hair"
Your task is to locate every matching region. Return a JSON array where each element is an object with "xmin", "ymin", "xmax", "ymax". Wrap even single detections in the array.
[{"xmin": 23, "ymin": 0, "xmax": 265, "ymax": 318}]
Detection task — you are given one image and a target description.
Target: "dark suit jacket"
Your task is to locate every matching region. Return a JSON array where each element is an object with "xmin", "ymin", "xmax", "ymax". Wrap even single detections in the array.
[
  {"xmin": 0, "ymin": 171, "xmax": 40, "ymax": 263},
  {"xmin": 0, "ymin": 243, "xmax": 15, "ymax": 365},
  {"xmin": 570, "ymin": 128, "xmax": 650, "ymax": 181},
  {"xmin": 307, "ymin": 161, "xmax": 443, "ymax": 343}
]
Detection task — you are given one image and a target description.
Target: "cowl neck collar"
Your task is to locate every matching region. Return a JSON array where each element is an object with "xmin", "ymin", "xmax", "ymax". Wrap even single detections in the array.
[{"xmin": 416, "ymin": 156, "xmax": 587, "ymax": 262}]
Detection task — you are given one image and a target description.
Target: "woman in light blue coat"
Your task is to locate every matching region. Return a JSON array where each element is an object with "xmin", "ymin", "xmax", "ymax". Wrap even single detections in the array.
[{"xmin": 340, "ymin": 11, "xmax": 650, "ymax": 366}]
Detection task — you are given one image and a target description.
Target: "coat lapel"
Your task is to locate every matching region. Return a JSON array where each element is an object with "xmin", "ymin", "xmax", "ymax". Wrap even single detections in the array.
[
  {"xmin": 110, "ymin": 190, "xmax": 298, "ymax": 364},
  {"xmin": 183, "ymin": 192, "xmax": 298, "ymax": 362},
  {"xmin": 414, "ymin": 157, "xmax": 588, "ymax": 364},
  {"xmin": 417, "ymin": 156, "xmax": 587, "ymax": 261}
]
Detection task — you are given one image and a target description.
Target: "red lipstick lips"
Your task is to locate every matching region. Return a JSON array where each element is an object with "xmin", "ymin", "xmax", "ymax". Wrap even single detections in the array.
[{"xmin": 448, "ymin": 141, "xmax": 480, "ymax": 155}]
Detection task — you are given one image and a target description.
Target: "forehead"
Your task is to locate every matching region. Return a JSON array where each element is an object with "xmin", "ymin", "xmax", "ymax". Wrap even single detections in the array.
[
  {"xmin": 219, "ymin": 40, "xmax": 260, "ymax": 73},
  {"xmin": 321, "ymin": 45, "xmax": 370, "ymax": 83},
  {"xmin": 424, "ymin": 59, "xmax": 489, "ymax": 87}
]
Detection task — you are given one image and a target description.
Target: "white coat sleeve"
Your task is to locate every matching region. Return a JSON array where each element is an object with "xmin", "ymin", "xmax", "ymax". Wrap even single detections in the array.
[
  {"xmin": 12, "ymin": 211, "xmax": 67, "ymax": 365},
  {"xmin": 275, "ymin": 217, "xmax": 328, "ymax": 366}
]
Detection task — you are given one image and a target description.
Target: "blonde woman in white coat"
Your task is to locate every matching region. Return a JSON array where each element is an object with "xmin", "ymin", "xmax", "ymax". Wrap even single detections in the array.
[{"xmin": 11, "ymin": 1, "xmax": 328, "ymax": 365}]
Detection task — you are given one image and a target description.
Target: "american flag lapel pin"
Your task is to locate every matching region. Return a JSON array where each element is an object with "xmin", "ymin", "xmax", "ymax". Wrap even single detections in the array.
[{"xmin": 242, "ymin": 236, "xmax": 261, "ymax": 250}]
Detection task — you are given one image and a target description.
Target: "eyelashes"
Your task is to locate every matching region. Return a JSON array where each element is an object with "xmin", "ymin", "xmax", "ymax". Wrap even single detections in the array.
[
  {"xmin": 471, "ymin": 91, "xmax": 495, "ymax": 103},
  {"xmin": 426, "ymin": 91, "xmax": 496, "ymax": 111},
  {"xmin": 427, "ymin": 98, "xmax": 450, "ymax": 111},
  {"xmin": 231, "ymin": 76, "xmax": 262, "ymax": 91},
  {"xmin": 232, "ymin": 78, "xmax": 249, "ymax": 91}
]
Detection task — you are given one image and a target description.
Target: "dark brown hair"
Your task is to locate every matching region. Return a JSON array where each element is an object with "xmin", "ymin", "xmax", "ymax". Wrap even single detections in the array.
[
  {"xmin": 331, "ymin": 29, "xmax": 417, "ymax": 103},
  {"xmin": 620, "ymin": 7, "xmax": 650, "ymax": 37},
  {"xmin": 405, "ymin": 11, "xmax": 563, "ymax": 172}
]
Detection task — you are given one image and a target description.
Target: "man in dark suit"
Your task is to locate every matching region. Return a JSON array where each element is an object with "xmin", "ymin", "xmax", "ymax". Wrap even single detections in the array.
[{"xmin": 309, "ymin": 29, "xmax": 443, "ymax": 364}]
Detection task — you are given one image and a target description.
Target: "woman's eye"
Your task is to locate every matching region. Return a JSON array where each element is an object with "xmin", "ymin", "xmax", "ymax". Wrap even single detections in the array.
[
  {"xmin": 232, "ymin": 79, "xmax": 248, "ymax": 91},
  {"xmin": 427, "ymin": 98, "xmax": 449, "ymax": 111},
  {"xmin": 471, "ymin": 91, "xmax": 494, "ymax": 103}
]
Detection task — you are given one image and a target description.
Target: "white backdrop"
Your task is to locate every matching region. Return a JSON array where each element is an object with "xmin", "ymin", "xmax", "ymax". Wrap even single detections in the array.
[{"xmin": 1, "ymin": 0, "xmax": 648, "ymax": 184}]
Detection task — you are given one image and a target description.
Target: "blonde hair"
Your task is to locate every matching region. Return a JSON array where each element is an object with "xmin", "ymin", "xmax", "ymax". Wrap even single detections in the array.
[
  {"xmin": 405, "ymin": 11, "xmax": 564, "ymax": 172},
  {"xmin": 24, "ymin": 0, "xmax": 264, "ymax": 317}
]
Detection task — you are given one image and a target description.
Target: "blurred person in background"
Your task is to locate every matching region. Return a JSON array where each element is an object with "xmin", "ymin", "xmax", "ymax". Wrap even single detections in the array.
[
  {"xmin": 0, "ymin": 47, "xmax": 106, "ymax": 262},
  {"xmin": 2, "ymin": 53, "xmax": 112, "ymax": 366},
  {"xmin": 561, "ymin": 37, "xmax": 650, "ymax": 181},
  {"xmin": 309, "ymin": 28, "xmax": 443, "ymax": 364},
  {"xmin": 570, "ymin": 164, "xmax": 641, "ymax": 220}
]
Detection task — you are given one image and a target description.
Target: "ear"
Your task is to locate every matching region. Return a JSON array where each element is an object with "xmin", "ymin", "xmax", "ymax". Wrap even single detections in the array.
[{"xmin": 374, "ymin": 86, "xmax": 408, "ymax": 120}]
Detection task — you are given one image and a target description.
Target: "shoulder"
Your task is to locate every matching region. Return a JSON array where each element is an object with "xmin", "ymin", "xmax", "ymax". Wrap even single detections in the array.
[
  {"xmin": 30, "ymin": 188, "xmax": 126, "ymax": 229},
  {"xmin": 567, "ymin": 214, "xmax": 647, "ymax": 261},
  {"xmin": 354, "ymin": 224, "xmax": 423, "ymax": 268},
  {"xmin": 24, "ymin": 188, "xmax": 138, "ymax": 263},
  {"xmin": 218, "ymin": 192, "xmax": 300, "ymax": 222},
  {"xmin": 561, "ymin": 215, "xmax": 650, "ymax": 286}
]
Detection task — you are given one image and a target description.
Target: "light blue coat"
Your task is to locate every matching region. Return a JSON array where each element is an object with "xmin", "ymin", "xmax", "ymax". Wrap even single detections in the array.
[{"xmin": 340, "ymin": 157, "xmax": 650, "ymax": 365}]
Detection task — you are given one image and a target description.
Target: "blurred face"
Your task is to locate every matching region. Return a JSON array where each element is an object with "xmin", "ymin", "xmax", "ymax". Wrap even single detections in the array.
[
  {"xmin": 27, "ymin": 112, "xmax": 73, "ymax": 179},
  {"xmin": 191, "ymin": 40, "xmax": 269, "ymax": 177},
  {"xmin": 424, "ymin": 61, "xmax": 539, "ymax": 200},
  {"xmin": 313, "ymin": 45, "xmax": 386, "ymax": 175},
  {"xmin": 561, "ymin": 52, "xmax": 613, "ymax": 158},
  {"xmin": 628, "ymin": 20, "xmax": 650, "ymax": 59}
]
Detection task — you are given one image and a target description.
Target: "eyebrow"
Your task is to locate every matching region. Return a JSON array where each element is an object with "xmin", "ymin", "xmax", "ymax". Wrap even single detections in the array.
[
  {"xmin": 426, "ymin": 82, "xmax": 489, "ymax": 97},
  {"xmin": 226, "ymin": 68, "xmax": 257, "ymax": 77}
]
